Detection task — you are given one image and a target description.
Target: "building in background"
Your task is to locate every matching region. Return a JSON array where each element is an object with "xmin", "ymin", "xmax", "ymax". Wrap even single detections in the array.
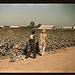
[
  {"xmin": 63, "ymin": 25, "xmax": 75, "ymax": 30},
  {"xmin": 38, "ymin": 25, "xmax": 56, "ymax": 30},
  {"xmin": 62, "ymin": 26, "xmax": 72, "ymax": 30},
  {"xmin": 0, "ymin": 25, "xmax": 4, "ymax": 28},
  {"xmin": 10, "ymin": 26, "xmax": 20, "ymax": 29},
  {"xmin": 72, "ymin": 25, "xmax": 75, "ymax": 30}
]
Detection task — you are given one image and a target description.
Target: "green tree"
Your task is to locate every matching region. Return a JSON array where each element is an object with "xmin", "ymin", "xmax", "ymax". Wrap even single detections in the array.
[
  {"xmin": 37, "ymin": 24, "xmax": 41, "ymax": 28},
  {"xmin": 4, "ymin": 25, "xmax": 10, "ymax": 28},
  {"xmin": 30, "ymin": 21, "xmax": 35, "ymax": 28}
]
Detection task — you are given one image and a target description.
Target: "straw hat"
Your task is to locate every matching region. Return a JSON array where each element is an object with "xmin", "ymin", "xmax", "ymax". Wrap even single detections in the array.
[
  {"xmin": 14, "ymin": 45, "xmax": 19, "ymax": 48},
  {"xmin": 42, "ymin": 29, "xmax": 46, "ymax": 32}
]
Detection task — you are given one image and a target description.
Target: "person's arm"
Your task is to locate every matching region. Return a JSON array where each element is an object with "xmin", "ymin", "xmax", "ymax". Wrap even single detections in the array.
[
  {"xmin": 45, "ymin": 34, "xmax": 48, "ymax": 42},
  {"xmin": 39, "ymin": 33, "xmax": 41, "ymax": 43}
]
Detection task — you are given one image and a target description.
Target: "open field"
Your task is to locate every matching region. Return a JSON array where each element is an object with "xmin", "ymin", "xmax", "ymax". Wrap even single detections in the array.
[
  {"xmin": 0, "ymin": 28, "xmax": 75, "ymax": 72},
  {"xmin": 0, "ymin": 28, "xmax": 75, "ymax": 57},
  {"xmin": 0, "ymin": 28, "xmax": 75, "ymax": 52}
]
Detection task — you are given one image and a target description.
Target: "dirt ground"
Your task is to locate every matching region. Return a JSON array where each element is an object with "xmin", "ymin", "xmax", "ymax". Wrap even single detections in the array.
[{"xmin": 0, "ymin": 46, "xmax": 75, "ymax": 73}]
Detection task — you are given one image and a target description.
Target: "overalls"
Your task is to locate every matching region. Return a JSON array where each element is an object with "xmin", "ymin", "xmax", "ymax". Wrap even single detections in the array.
[
  {"xmin": 39, "ymin": 33, "xmax": 47, "ymax": 56},
  {"xmin": 26, "ymin": 34, "xmax": 36, "ymax": 58}
]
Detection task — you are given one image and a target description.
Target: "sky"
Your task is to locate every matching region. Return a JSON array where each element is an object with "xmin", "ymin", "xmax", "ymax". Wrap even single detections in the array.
[{"xmin": 0, "ymin": 4, "xmax": 75, "ymax": 28}]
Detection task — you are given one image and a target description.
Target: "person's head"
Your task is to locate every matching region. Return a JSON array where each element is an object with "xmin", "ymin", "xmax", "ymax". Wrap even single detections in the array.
[
  {"xmin": 14, "ymin": 45, "xmax": 19, "ymax": 49},
  {"xmin": 31, "ymin": 31, "xmax": 35, "ymax": 34},
  {"xmin": 42, "ymin": 29, "xmax": 46, "ymax": 33}
]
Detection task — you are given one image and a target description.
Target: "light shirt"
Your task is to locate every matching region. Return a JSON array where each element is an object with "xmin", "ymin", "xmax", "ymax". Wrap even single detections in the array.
[{"xmin": 30, "ymin": 35, "xmax": 34, "ymax": 39}]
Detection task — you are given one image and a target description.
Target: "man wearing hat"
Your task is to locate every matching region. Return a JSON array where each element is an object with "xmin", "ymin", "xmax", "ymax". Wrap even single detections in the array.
[
  {"xmin": 25, "ymin": 31, "xmax": 36, "ymax": 59},
  {"xmin": 39, "ymin": 29, "xmax": 47, "ymax": 56}
]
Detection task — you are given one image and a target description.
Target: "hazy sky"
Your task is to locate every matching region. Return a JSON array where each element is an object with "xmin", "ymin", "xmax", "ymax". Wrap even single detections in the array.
[{"xmin": 0, "ymin": 4, "xmax": 75, "ymax": 28}]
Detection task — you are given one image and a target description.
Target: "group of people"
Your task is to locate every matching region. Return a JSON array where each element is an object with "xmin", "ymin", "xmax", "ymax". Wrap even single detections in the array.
[{"xmin": 9, "ymin": 29, "xmax": 47, "ymax": 62}]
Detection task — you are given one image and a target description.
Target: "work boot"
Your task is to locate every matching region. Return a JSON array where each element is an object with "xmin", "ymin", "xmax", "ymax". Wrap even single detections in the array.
[
  {"xmin": 25, "ymin": 57, "xmax": 28, "ymax": 59},
  {"xmin": 33, "ymin": 57, "xmax": 36, "ymax": 59},
  {"xmin": 39, "ymin": 54, "xmax": 42, "ymax": 56}
]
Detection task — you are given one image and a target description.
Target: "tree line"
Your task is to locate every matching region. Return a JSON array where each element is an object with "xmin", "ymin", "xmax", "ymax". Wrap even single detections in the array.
[
  {"xmin": 2, "ymin": 21, "xmax": 41, "ymax": 29},
  {"xmin": 21, "ymin": 21, "xmax": 41, "ymax": 29}
]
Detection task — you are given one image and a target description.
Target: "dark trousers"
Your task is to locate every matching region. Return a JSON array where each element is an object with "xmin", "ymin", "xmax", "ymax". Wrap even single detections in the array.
[{"xmin": 26, "ymin": 42, "xmax": 36, "ymax": 58}]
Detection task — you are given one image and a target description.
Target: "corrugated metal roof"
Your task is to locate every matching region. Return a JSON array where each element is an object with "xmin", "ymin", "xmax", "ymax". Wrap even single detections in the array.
[
  {"xmin": 38, "ymin": 25, "xmax": 55, "ymax": 29},
  {"xmin": 40, "ymin": 25, "xmax": 54, "ymax": 27}
]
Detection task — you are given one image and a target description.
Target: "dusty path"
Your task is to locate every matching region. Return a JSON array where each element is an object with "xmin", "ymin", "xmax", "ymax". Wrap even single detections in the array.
[{"xmin": 0, "ymin": 46, "xmax": 75, "ymax": 73}]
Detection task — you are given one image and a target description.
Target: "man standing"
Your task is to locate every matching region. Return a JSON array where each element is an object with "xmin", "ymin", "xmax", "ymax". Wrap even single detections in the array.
[
  {"xmin": 25, "ymin": 31, "xmax": 36, "ymax": 59},
  {"xmin": 39, "ymin": 29, "xmax": 47, "ymax": 56}
]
